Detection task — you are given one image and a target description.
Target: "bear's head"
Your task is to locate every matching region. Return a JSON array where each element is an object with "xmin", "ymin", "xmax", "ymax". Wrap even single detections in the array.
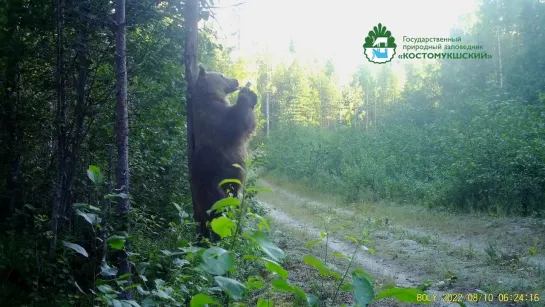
[{"xmin": 196, "ymin": 65, "xmax": 239, "ymax": 104}]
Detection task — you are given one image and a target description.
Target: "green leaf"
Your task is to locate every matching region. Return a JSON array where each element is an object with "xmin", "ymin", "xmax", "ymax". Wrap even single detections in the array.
[
  {"xmin": 332, "ymin": 252, "xmax": 350, "ymax": 261},
  {"xmin": 245, "ymin": 276, "xmax": 265, "ymax": 290},
  {"xmin": 244, "ymin": 231, "xmax": 285, "ymax": 263},
  {"xmin": 211, "ymin": 216, "xmax": 235, "ymax": 238},
  {"xmin": 232, "ymin": 163, "xmax": 245, "ymax": 171},
  {"xmin": 173, "ymin": 203, "xmax": 189, "ymax": 219},
  {"xmin": 75, "ymin": 209, "xmax": 101, "ymax": 225},
  {"xmin": 153, "ymin": 289, "xmax": 173, "ymax": 300},
  {"xmin": 95, "ymin": 279, "xmax": 107, "ymax": 286},
  {"xmin": 107, "ymin": 235, "xmax": 127, "ymax": 250},
  {"xmin": 200, "ymin": 247, "xmax": 234, "ymax": 275},
  {"xmin": 141, "ymin": 297, "xmax": 161, "ymax": 306},
  {"xmin": 73, "ymin": 203, "xmax": 100, "ymax": 211},
  {"xmin": 292, "ymin": 286, "xmax": 309, "ymax": 304},
  {"xmin": 160, "ymin": 250, "xmax": 172, "ymax": 256},
  {"xmin": 154, "ymin": 279, "xmax": 165, "ymax": 289},
  {"xmin": 248, "ymin": 213, "xmax": 270, "ymax": 231},
  {"xmin": 306, "ymin": 293, "xmax": 319, "ymax": 307},
  {"xmin": 218, "ymin": 179, "xmax": 242, "ymax": 188},
  {"xmin": 353, "ymin": 268, "xmax": 374, "ymax": 286},
  {"xmin": 100, "ymin": 262, "xmax": 118, "ymax": 277},
  {"xmin": 271, "ymin": 279, "xmax": 293, "ymax": 292},
  {"xmin": 173, "ymin": 258, "xmax": 190, "ymax": 267},
  {"xmin": 257, "ymin": 298, "xmax": 273, "ymax": 307},
  {"xmin": 120, "ymin": 300, "xmax": 141, "ymax": 307},
  {"xmin": 73, "ymin": 281, "xmax": 86, "ymax": 294},
  {"xmin": 207, "ymin": 197, "xmax": 241, "ymax": 215},
  {"xmin": 306, "ymin": 239, "xmax": 322, "ymax": 248},
  {"xmin": 352, "ymin": 270, "xmax": 374, "ymax": 307},
  {"xmin": 190, "ymin": 293, "xmax": 220, "ymax": 307},
  {"xmin": 320, "ymin": 231, "xmax": 327, "ymax": 239},
  {"xmin": 214, "ymin": 276, "xmax": 247, "ymax": 300},
  {"xmin": 87, "ymin": 165, "xmax": 104, "ymax": 184},
  {"xmin": 123, "ymin": 284, "xmax": 140, "ymax": 291},
  {"xmin": 374, "ymin": 287, "xmax": 428, "ymax": 303},
  {"xmin": 176, "ymin": 239, "xmax": 189, "ymax": 248},
  {"xmin": 137, "ymin": 286, "xmax": 150, "ymax": 295},
  {"xmin": 346, "ymin": 236, "xmax": 358, "ymax": 244},
  {"xmin": 302, "ymin": 255, "xmax": 340, "ymax": 279},
  {"xmin": 98, "ymin": 284, "xmax": 119, "ymax": 294},
  {"xmin": 88, "ymin": 204, "xmax": 101, "ymax": 211},
  {"xmin": 62, "ymin": 241, "xmax": 88, "ymax": 257},
  {"xmin": 261, "ymin": 258, "xmax": 289, "ymax": 280},
  {"xmin": 340, "ymin": 283, "xmax": 354, "ymax": 292}
]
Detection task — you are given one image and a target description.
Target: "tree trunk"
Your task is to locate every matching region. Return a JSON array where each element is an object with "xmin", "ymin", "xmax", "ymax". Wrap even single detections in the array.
[
  {"xmin": 114, "ymin": 0, "xmax": 131, "ymax": 299},
  {"xmin": 496, "ymin": 28, "xmax": 503, "ymax": 88},
  {"xmin": 373, "ymin": 89, "xmax": 377, "ymax": 128},
  {"xmin": 61, "ymin": 0, "xmax": 92, "ymax": 233},
  {"xmin": 365, "ymin": 86, "xmax": 369, "ymax": 130},
  {"xmin": 495, "ymin": 0, "xmax": 503, "ymax": 89},
  {"xmin": 50, "ymin": 0, "xmax": 66, "ymax": 260},
  {"xmin": 266, "ymin": 91, "xmax": 270, "ymax": 137},
  {"xmin": 1, "ymin": 0, "xmax": 22, "ymax": 221},
  {"xmin": 184, "ymin": 0, "xmax": 199, "ymax": 232},
  {"xmin": 104, "ymin": 144, "xmax": 114, "ymax": 262}
]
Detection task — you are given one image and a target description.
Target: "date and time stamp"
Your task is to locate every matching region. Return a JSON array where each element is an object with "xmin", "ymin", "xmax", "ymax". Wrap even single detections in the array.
[{"xmin": 417, "ymin": 292, "xmax": 540, "ymax": 304}]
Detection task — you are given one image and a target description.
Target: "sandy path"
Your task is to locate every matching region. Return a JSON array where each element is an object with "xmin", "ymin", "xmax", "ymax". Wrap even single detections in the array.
[
  {"xmin": 258, "ymin": 179, "xmax": 545, "ymax": 269},
  {"xmin": 257, "ymin": 179, "xmax": 497, "ymax": 307}
]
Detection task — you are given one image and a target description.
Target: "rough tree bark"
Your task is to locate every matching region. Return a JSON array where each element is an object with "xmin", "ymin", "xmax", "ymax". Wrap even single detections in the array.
[
  {"xmin": 114, "ymin": 0, "xmax": 131, "ymax": 299},
  {"xmin": 184, "ymin": 0, "xmax": 199, "ymax": 227}
]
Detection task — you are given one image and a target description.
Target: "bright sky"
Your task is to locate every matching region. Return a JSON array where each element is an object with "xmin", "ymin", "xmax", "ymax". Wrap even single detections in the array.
[{"xmin": 209, "ymin": 0, "xmax": 479, "ymax": 86}]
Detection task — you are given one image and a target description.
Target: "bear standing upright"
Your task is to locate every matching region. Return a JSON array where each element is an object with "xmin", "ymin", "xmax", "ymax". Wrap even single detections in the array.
[{"xmin": 191, "ymin": 65, "xmax": 257, "ymax": 243}]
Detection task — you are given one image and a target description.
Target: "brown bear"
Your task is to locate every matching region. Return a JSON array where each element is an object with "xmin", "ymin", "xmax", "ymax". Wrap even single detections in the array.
[{"xmin": 191, "ymin": 65, "xmax": 257, "ymax": 243}]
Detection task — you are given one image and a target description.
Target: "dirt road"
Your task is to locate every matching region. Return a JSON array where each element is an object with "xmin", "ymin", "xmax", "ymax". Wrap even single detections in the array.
[{"xmin": 256, "ymin": 178, "xmax": 545, "ymax": 307}]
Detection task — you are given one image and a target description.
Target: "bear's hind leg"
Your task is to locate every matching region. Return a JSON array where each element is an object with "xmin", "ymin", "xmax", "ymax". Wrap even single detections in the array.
[{"xmin": 197, "ymin": 186, "xmax": 227, "ymax": 244}]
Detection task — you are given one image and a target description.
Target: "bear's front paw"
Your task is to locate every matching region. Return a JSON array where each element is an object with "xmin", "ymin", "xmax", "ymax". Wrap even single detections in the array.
[{"xmin": 238, "ymin": 87, "xmax": 258, "ymax": 108}]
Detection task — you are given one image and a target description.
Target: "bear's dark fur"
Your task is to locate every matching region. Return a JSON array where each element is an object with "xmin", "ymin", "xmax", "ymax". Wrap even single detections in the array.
[{"xmin": 191, "ymin": 65, "xmax": 257, "ymax": 243}]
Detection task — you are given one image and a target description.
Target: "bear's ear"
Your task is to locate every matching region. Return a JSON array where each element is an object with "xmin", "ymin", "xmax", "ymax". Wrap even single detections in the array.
[{"xmin": 198, "ymin": 64, "xmax": 206, "ymax": 79}]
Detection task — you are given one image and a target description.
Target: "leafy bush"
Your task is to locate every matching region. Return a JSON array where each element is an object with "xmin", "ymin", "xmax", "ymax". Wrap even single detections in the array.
[{"xmin": 53, "ymin": 159, "xmax": 424, "ymax": 307}]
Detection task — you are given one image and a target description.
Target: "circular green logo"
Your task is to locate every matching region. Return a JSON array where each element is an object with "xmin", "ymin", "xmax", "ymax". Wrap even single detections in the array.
[{"xmin": 363, "ymin": 23, "xmax": 397, "ymax": 64}]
